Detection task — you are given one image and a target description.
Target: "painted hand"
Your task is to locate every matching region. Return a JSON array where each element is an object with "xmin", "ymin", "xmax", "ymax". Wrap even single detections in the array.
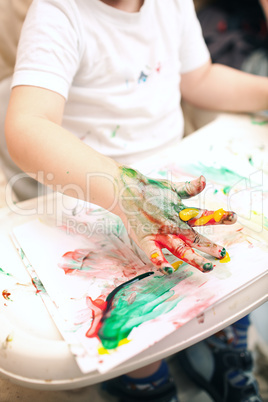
[{"xmin": 117, "ymin": 166, "xmax": 237, "ymax": 275}]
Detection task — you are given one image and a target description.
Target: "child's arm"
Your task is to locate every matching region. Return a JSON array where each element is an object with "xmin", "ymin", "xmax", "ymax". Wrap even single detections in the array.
[
  {"xmin": 5, "ymin": 86, "xmax": 120, "ymax": 214},
  {"xmin": 5, "ymin": 85, "xmax": 236, "ymax": 274},
  {"xmin": 180, "ymin": 60, "xmax": 268, "ymax": 112}
]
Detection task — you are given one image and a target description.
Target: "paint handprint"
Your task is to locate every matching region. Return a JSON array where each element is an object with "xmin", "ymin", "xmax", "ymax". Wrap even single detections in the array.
[{"xmin": 117, "ymin": 166, "xmax": 237, "ymax": 274}]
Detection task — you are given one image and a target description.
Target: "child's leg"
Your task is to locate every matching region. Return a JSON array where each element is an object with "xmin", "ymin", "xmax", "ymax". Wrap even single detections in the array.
[
  {"xmin": 104, "ymin": 359, "xmax": 179, "ymax": 402},
  {"xmin": 178, "ymin": 314, "xmax": 262, "ymax": 402}
]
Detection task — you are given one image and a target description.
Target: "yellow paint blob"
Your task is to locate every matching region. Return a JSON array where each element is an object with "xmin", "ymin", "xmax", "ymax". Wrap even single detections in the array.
[
  {"xmin": 179, "ymin": 208, "xmax": 199, "ymax": 221},
  {"xmin": 194, "ymin": 213, "xmax": 214, "ymax": 226},
  {"xmin": 171, "ymin": 260, "xmax": 184, "ymax": 271},
  {"xmin": 98, "ymin": 346, "xmax": 110, "ymax": 355},
  {"xmin": 151, "ymin": 252, "xmax": 159, "ymax": 259},
  {"xmin": 194, "ymin": 208, "xmax": 227, "ymax": 226},
  {"xmin": 118, "ymin": 338, "xmax": 131, "ymax": 346},
  {"xmin": 220, "ymin": 252, "xmax": 230, "ymax": 263},
  {"xmin": 6, "ymin": 334, "xmax": 13, "ymax": 343},
  {"xmin": 213, "ymin": 208, "xmax": 226, "ymax": 222}
]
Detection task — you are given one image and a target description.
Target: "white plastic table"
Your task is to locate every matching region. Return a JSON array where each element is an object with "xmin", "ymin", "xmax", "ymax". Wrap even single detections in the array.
[{"xmin": 0, "ymin": 113, "xmax": 267, "ymax": 390}]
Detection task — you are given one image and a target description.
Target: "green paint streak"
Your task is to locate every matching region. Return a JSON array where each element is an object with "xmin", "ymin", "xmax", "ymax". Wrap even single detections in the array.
[
  {"xmin": 98, "ymin": 269, "xmax": 192, "ymax": 349},
  {"xmin": 121, "ymin": 166, "xmax": 138, "ymax": 179},
  {"xmin": 111, "ymin": 125, "xmax": 120, "ymax": 138},
  {"xmin": 187, "ymin": 163, "xmax": 247, "ymax": 187},
  {"xmin": 214, "ymin": 189, "xmax": 218, "ymax": 194},
  {"xmin": 157, "ymin": 170, "xmax": 167, "ymax": 177},
  {"xmin": 32, "ymin": 278, "xmax": 47, "ymax": 294},
  {"xmin": 251, "ymin": 118, "xmax": 268, "ymax": 126},
  {"xmin": 119, "ymin": 165, "xmax": 189, "ymax": 229},
  {"xmin": 0, "ymin": 268, "xmax": 12, "ymax": 276},
  {"xmin": 223, "ymin": 185, "xmax": 232, "ymax": 194},
  {"xmin": 172, "ymin": 203, "xmax": 185, "ymax": 215},
  {"xmin": 147, "ymin": 178, "xmax": 170, "ymax": 190},
  {"xmin": 248, "ymin": 157, "xmax": 253, "ymax": 166},
  {"xmin": 19, "ymin": 248, "xmax": 25, "ymax": 260}
]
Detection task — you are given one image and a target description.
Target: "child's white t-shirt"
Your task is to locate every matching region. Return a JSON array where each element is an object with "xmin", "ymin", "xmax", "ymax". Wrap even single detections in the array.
[{"xmin": 12, "ymin": 0, "xmax": 210, "ymax": 164}]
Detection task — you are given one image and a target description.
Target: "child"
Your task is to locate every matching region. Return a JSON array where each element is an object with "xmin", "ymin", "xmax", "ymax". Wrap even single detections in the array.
[{"xmin": 5, "ymin": 0, "xmax": 268, "ymax": 401}]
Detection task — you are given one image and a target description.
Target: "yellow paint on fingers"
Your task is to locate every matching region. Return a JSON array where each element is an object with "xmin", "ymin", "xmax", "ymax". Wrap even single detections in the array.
[
  {"xmin": 194, "ymin": 208, "xmax": 227, "ymax": 226},
  {"xmin": 151, "ymin": 252, "xmax": 159, "ymax": 259},
  {"xmin": 179, "ymin": 208, "xmax": 199, "ymax": 221},
  {"xmin": 213, "ymin": 208, "xmax": 226, "ymax": 222},
  {"xmin": 194, "ymin": 213, "xmax": 214, "ymax": 226}
]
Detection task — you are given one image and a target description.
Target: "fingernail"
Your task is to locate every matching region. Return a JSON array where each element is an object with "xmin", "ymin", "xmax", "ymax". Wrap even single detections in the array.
[
  {"xmin": 203, "ymin": 262, "xmax": 213, "ymax": 272},
  {"xmin": 164, "ymin": 266, "xmax": 174, "ymax": 275}
]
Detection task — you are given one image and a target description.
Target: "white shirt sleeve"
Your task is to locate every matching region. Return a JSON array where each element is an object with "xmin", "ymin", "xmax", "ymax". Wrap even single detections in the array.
[
  {"xmin": 11, "ymin": 0, "xmax": 84, "ymax": 99},
  {"xmin": 179, "ymin": 0, "xmax": 210, "ymax": 74}
]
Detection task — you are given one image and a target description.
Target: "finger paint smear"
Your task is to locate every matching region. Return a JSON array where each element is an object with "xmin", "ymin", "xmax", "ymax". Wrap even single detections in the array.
[{"xmin": 97, "ymin": 270, "xmax": 192, "ymax": 349}]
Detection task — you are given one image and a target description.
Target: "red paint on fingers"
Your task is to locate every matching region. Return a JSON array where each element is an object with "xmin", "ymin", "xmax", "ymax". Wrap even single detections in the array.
[{"xmin": 154, "ymin": 234, "xmax": 214, "ymax": 272}]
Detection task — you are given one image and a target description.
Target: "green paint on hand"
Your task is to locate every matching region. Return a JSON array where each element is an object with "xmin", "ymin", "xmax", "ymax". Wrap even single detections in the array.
[
  {"xmin": 203, "ymin": 262, "xmax": 213, "ymax": 271},
  {"xmin": 121, "ymin": 166, "xmax": 138, "ymax": 179},
  {"xmin": 164, "ymin": 267, "xmax": 174, "ymax": 275},
  {"xmin": 220, "ymin": 248, "xmax": 226, "ymax": 258},
  {"xmin": 147, "ymin": 178, "xmax": 170, "ymax": 190}
]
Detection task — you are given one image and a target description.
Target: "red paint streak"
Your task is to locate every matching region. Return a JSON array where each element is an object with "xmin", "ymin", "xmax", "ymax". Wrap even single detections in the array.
[
  {"xmin": 150, "ymin": 247, "xmax": 168, "ymax": 267},
  {"xmin": 122, "ymin": 267, "xmax": 137, "ymax": 278},
  {"xmin": 198, "ymin": 281, "xmax": 207, "ymax": 288},
  {"xmin": 31, "ymin": 279, "xmax": 41, "ymax": 294},
  {"xmin": 155, "ymin": 62, "xmax": 161, "ymax": 73},
  {"xmin": 62, "ymin": 268, "xmax": 76, "ymax": 275},
  {"xmin": 2, "ymin": 290, "xmax": 11, "ymax": 300},
  {"xmin": 85, "ymin": 296, "xmax": 107, "ymax": 338},
  {"xmin": 180, "ymin": 296, "xmax": 215, "ymax": 322},
  {"xmin": 62, "ymin": 250, "xmax": 86, "ymax": 261},
  {"xmin": 154, "ymin": 234, "xmax": 208, "ymax": 271}
]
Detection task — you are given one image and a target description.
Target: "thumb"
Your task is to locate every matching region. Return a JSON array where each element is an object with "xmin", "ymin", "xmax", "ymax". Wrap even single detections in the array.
[{"xmin": 174, "ymin": 175, "xmax": 206, "ymax": 199}]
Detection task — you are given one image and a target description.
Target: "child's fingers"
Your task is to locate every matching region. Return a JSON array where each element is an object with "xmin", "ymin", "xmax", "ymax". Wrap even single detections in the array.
[
  {"xmin": 156, "ymin": 235, "xmax": 214, "ymax": 273},
  {"xmin": 140, "ymin": 239, "xmax": 175, "ymax": 275},
  {"xmin": 179, "ymin": 207, "xmax": 237, "ymax": 226},
  {"xmin": 174, "ymin": 175, "xmax": 206, "ymax": 199},
  {"xmin": 157, "ymin": 230, "xmax": 226, "ymax": 260}
]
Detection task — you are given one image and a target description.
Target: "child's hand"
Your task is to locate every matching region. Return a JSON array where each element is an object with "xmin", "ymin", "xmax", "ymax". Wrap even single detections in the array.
[{"xmin": 117, "ymin": 167, "xmax": 237, "ymax": 275}]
